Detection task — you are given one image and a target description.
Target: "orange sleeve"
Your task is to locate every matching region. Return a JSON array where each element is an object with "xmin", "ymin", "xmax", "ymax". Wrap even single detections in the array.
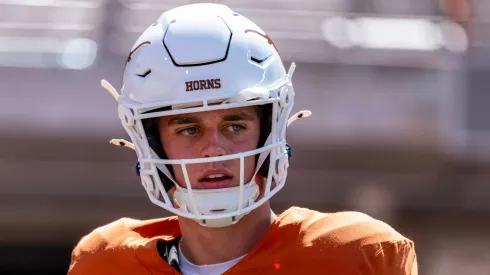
[
  {"xmin": 68, "ymin": 245, "xmax": 151, "ymax": 275},
  {"xmin": 67, "ymin": 218, "xmax": 153, "ymax": 275},
  {"xmin": 68, "ymin": 230, "xmax": 108, "ymax": 275},
  {"xmin": 67, "ymin": 217, "xmax": 181, "ymax": 275},
  {"xmin": 359, "ymin": 237, "xmax": 417, "ymax": 275},
  {"xmin": 67, "ymin": 227, "xmax": 135, "ymax": 275},
  {"xmin": 324, "ymin": 211, "xmax": 418, "ymax": 275},
  {"xmin": 68, "ymin": 247, "xmax": 99, "ymax": 275},
  {"xmin": 296, "ymin": 209, "xmax": 418, "ymax": 275}
]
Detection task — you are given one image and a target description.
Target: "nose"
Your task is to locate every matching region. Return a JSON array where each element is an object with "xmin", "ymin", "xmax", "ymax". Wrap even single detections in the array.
[{"xmin": 200, "ymin": 129, "xmax": 226, "ymax": 158}]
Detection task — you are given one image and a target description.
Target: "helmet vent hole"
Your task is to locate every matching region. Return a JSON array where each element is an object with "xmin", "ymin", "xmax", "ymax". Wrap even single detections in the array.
[
  {"xmin": 136, "ymin": 69, "xmax": 152, "ymax": 78},
  {"xmin": 250, "ymin": 56, "xmax": 262, "ymax": 63},
  {"xmin": 250, "ymin": 54, "xmax": 272, "ymax": 64}
]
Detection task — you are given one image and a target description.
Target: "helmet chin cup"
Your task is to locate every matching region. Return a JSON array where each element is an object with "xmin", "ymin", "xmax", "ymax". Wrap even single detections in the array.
[{"xmin": 173, "ymin": 182, "xmax": 260, "ymax": 228}]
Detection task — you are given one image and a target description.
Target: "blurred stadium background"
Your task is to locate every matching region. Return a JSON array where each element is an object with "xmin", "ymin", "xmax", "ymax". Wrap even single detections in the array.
[{"xmin": 1, "ymin": 0, "xmax": 490, "ymax": 274}]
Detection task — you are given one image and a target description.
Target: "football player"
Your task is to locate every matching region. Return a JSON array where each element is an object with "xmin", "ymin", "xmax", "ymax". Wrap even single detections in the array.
[{"xmin": 68, "ymin": 3, "xmax": 417, "ymax": 275}]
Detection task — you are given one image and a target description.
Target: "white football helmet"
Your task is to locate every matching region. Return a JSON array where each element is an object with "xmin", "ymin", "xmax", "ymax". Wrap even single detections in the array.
[{"xmin": 101, "ymin": 3, "xmax": 310, "ymax": 227}]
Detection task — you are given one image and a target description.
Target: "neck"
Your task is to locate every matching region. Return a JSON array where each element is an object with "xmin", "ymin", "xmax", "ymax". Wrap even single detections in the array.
[{"xmin": 178, "ymin": 202, "xmax": 276, "ymax": 265}]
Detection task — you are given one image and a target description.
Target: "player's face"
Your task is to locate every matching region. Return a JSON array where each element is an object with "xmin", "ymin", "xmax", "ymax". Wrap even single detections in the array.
[{"xmin": 158, "ymin": 106, "xmax": 261, "ymax": 190}]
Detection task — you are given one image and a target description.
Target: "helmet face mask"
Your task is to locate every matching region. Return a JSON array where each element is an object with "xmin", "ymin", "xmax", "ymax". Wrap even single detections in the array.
[
  {"xmin": 109, "ymin": 3, "xmax": 300, "ymax": 227},
  {"xmin": 123, "ymin": 85, "xmax": 293, "ymax": 227}
]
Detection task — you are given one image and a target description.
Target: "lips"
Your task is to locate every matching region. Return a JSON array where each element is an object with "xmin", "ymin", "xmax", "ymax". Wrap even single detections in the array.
[{"xmin": 198, "ymin": 169, "xmax": 233, "ymax": 189}]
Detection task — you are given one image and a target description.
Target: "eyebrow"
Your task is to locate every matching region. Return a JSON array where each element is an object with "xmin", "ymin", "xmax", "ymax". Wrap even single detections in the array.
[
  {"xmin": 167, "ymin": 111, "xmax": 256, "ymax": 126},
  {"xmin": 168, "ymin": 116, "xmax": 201, "ymax": 126},
  {"xmin": 222, "ymin": 111, "xmax": 256, "ymax": 122}
]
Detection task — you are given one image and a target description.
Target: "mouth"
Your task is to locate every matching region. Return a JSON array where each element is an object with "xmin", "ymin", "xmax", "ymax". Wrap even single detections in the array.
[{"xmin": 198, "ymin": 171, "xmax": 234, "ymax": 189}]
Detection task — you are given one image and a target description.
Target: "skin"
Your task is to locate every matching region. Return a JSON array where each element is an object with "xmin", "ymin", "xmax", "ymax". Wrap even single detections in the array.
[
  {"xmin": 158, "ymin": 106, "xmax": 260, "ymax": 190},
  {"xmin": 158, "ymin": 106, "xmax": 277, "ymax": 265}
]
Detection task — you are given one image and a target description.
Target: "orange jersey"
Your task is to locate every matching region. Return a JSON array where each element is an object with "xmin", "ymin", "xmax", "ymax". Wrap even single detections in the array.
[{"xmin": 68, "ymin": 207, "xmax": 417, "ymax": 275}]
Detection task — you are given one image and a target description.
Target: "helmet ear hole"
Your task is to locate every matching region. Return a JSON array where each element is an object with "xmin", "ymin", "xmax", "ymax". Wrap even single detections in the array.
[{"xmin": 136, "ymin": 69, "xmax": 152, "ymax": 78}]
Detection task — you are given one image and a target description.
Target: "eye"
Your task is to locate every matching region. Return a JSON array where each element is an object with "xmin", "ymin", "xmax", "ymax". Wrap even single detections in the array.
[
  {"xmin": 178, "ymin": 127, "xmax": 199, "ymax": 136},
  {"xmin": 226, "ymin": 125, "xmax": 245, "ymax": 132}
]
